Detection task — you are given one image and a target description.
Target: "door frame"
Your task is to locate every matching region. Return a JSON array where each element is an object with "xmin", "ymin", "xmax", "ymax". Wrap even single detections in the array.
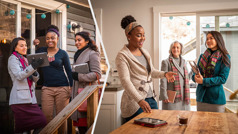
[{"xmin": 2, "ymin": 0, "xmax": 67, "ymax": 53}]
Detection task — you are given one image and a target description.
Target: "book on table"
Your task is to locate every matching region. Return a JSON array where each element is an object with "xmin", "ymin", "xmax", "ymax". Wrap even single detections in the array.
[
  {"xmin": 72, "ymin": 63, "xmax": 89, "ymax": 74},
  {"xmin": 167, "ymin": 90, "xmax": 176, "ymax": 103}
]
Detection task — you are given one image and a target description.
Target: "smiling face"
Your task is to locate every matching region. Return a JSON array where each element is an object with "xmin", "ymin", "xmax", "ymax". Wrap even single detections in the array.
[
  {"xmin": 171, "ymin": 42, "xmax": 181, "ymax": 58},
  {"xmin": 206, "ymin": 33, "xmax": 218, "ymax": 51},
  {"xmin": 75, "ymin": 35, "xmax": 89, "ymax": 50},
  {"xmin": 46, "ymin": 32, "xmax": 58, "ymax": 48},
  {"xmin": 127, "ymin": 26, "xmax": 145, "ymax": 49},
  {"xmin": 15, "ymin": 40, "xmax": 27, "ymax": 55}
]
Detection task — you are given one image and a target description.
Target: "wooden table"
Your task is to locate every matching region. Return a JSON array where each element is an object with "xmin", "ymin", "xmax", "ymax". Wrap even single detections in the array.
[{"xmin": 110, "ymin": 110, "xmax": 238, "ymax": 134}]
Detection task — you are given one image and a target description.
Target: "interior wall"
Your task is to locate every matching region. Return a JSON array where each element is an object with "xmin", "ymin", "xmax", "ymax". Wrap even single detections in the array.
[
  {"xmin": 91, "ymin": 0, "xmax": 161, "ymax": 66},
  {"xmin": 91, "ymin": 0, "xmax": 238, "ymax": 107},
  {"xmin": 91, "ymin": 0, "xmax": 238, "ymax": 65}
]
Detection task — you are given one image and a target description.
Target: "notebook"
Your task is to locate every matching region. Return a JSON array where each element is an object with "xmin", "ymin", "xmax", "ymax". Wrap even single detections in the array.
[
  {"xmin": 167, "ymin": 90, "xmax": 176, "ymax": 103},
  {"xmin": 72, "ymin": 63, "xmax": 89, "ymax": 74}
]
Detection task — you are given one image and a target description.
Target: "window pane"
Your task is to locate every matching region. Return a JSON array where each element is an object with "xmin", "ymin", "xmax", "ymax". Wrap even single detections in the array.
[
  {"xmin": 21, "ymin": 8, "xmax": 31, "ymax": 54},
  {"xmin": 161, "ymin": 16, "xmax": 196, "ymax": 61},
  {"xmin": 200, "ymin": 16, "xmax": 215, "ymax": 54},
  {"xmin": 219, "ymin": 16, "xmax": 238, "ymax": 93}
]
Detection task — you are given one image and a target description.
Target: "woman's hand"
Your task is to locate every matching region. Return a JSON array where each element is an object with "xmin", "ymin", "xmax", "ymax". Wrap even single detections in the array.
[
  {"xmin": 195, "ymin": 73, "xmax": 203, "ymax": 84},
  {"xmin": 33, "ymin": 39, "xmax": 40, "ymax": 46},
  {"xmin": 138, "ymin": 100, "xmax": 151, "ymax": 113},
  {"xmin": 163, "ymin": 99, "xmax": 170, "ymax": 103},
  {"xmin": 165, "ymin": 72, "xmax": 177, "ymax": 83},
  {"xmin": 72, "ymin": 72, "xmax": 79, "ymax": 81}
]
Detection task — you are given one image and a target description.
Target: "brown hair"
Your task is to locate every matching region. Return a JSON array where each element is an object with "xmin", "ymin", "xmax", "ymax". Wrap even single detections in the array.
[{"xmin": 10, "ymin": 37, "xmax": 26, "ymax": 54}]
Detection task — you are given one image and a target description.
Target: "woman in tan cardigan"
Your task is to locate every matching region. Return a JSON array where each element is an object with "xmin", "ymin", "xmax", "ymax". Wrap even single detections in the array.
[{"xmin": 116, "ymin": 15, "xmax": 176, "ymax": 122}]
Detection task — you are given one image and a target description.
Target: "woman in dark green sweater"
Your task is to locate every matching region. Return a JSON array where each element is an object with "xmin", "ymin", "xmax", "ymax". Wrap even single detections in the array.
[{"xmin": 192, "ymin": 31, "xmax": 231, "ymax": 112}]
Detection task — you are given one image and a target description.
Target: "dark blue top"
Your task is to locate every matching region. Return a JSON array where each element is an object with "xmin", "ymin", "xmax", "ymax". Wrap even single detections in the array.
[
  {"xmin": 192, "ymin": 53, "xmax": 230, "ymax": 105},
  {"xmin": 36, "ymin": 47, "xmax": 73, "ymax": 87}
]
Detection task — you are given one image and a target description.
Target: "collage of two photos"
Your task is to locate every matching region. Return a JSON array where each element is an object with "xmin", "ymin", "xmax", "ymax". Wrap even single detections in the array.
[
  {"xmin": 92, "ymin": 0, "xmax": 238, "ymax": 133},
  {"xmin": 0, "ymin": 0, "xmax": 238, "ymax": 134},
  {"xmin": 0, "ymin": 0, "xmax": 108, "ymax": 133}
]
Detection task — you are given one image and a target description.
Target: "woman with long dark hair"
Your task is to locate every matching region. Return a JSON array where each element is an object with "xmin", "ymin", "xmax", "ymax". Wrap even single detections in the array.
[
  {"xmin": 8, "ymin": 37, "xmax": 46, "ymax": 133},
  {"xmin": 71, "ymin": 31, "xmax": 101, "ymax": 133},
  {"xmin": 193, "ymin": 31, "xmax": 231, "ymax": 112}
]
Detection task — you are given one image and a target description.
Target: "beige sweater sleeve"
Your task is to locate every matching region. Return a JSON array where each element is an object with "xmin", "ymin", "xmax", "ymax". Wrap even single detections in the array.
[
  {"xmin": 150, "ymin": 58, "xmax": 166, "ymax": 79},
  {"xmin": 116, "ymin": 54, "xmax": 143, "ymax": 103}
]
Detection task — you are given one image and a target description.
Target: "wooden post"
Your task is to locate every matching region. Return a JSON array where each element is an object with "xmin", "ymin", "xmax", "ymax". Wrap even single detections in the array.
[
  {"xmin": 39, "ymin": 85, "xmax": 102, "ymax": 134},
  {"xmin": 87, "ymin": 88, "xmax": 99, "ymax": 127}
]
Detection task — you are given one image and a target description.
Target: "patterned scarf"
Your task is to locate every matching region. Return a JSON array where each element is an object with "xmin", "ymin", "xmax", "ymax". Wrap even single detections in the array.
[
  {"xmin": 169, "ymin": 57, "xmax": 190, "ymax": 104},
  {"xmin": 199, "ymin": 49, "xmax": 222, "ymax": 78},
  {"xmin": 13, "ymin": 51, "xmax": 33, "ymax": 97}
]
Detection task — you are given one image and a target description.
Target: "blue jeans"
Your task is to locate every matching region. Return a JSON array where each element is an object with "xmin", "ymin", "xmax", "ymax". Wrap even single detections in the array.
[{"xmin": 124, "ymin": 97, "xmax": 158, "ymax": 122}]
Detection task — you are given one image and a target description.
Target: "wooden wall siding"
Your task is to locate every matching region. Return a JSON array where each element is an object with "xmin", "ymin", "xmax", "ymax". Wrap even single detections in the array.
[
  {"xmin": 67, "ymin": 13, "xmax": 94, "ymax": 25},
  {"xmin": 67, "ymin": 7, "xmax": 92, "ymax": 18},
  {"xmin": 67, "ymin": 6, "xmax": 95, "ymax": 64}
]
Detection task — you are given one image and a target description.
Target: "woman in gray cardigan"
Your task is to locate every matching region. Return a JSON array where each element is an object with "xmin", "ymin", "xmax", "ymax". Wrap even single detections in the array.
[
  {"xmin": 116, "ymin": 15, "xmax": 176, "ymax": 122},
  {"xmin": 8, "ymin": 37, "xmax": 46, "ymax": 133},
  {"xmin": 160, "ymin": 41, "xmax": 190, "ymax": 110},
  {"xmin": 71, "ymin": 31, "xmax": 101, "ymax": 133}
]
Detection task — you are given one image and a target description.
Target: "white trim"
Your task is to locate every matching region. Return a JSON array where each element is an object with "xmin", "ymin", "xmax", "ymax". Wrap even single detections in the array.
[
  {"xmin": 196, "ymin": 15, "xmax": 201, "ymax": 59},
  {"xmin": 154, "ymin": 4, "xmax": 238, "ymax": 61},
  {"xmin": 94, "ymin": 8, "xmax": 103, "ymax": 51},
  {"xmin": 16, "ymin": 2, "xmax": 21, "ymax": 37},
  {"xmin": 66, "ymin": 0, "xmax": 90, "ymax": 8},
  {"xmin": 16, "ymin": 0, "xmax": 62, "ymax": 11},
  {"xmin": 61, "ymin": 4, "xmax": 67, "ymax": 51},
  {"xmin": 153, "ymin": 1, "xmax": 238, "ymax": 13},
  {"xmin": 29, "ymin": 7, "xmax": 36, "ymax": 54},
  {"xmin": 152, "ymin": 8, "xmax": 160, "ymax": 102}
]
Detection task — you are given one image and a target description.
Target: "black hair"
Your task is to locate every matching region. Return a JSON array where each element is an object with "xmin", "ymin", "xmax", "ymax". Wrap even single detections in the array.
[
  {"xmin": 10, "ymin": 37, "xmax": 26, "ymax": 54},
  {"xmin": 121, "ymin": 15, "xmax": 136, "ymax": 29},
  {"xmin": 121, "ymin": 15, "xmax": 142, "ymax": 35},
  {"xmin": 46, "ymin": 25, "xmax": 60, "ymax": 37},
  {"xmin": 75, "ymin": 31, "xmax": 98, "ymax": 51},
  {"xmin": 206, "ymin": 31, "xmax": 230, "ymax": 67},
  {"xmin": 47, "ymin": 25, "xmax": 59, "ymax": 32}
]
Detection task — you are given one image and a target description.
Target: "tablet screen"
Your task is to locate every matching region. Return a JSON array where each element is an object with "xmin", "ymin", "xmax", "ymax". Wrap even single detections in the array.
[{"xmin": 134, "ymin": 117, "xmax": 167, "ymax": 126}]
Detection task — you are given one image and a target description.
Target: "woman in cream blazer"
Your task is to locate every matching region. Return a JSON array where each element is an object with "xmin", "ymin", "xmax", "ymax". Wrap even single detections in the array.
[{"xmin": 116, "ymin": 15, "xmax": 176, "ymax": 122}]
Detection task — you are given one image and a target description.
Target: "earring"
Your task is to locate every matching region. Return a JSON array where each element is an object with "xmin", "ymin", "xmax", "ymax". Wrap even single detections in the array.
[{"xmin": 128, "ymin": 38, "xmax": 130, "ymax": 41}]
